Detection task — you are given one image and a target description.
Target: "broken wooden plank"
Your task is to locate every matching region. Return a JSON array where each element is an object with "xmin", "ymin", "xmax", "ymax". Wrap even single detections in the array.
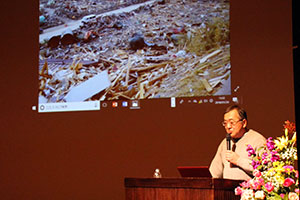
[
  {"xmin": 149, "ymin": 73, "xmax": 168, "ymax": 85},
  {"xmin": 144, "ymin": 55, "xmax": 170, "ymax": 63},
  {"xmin": 130, "ymin": 62, "xmax": 168, "ymax": 72},
  {"xmin": 64, "ymin": 70, "xmax": 111, "ymax": 102},
  {"xmin": 139, "ymin": 83, "xmax": 145, "ymax": 99},
  {"xmin": 201, "ymin": 78, "xmax": 213, "ymax": 93},
  {"xmin": 200, "ymin": 49, "xmax": 221, "ymax": 63},
  {"xmin": 209, "ymin": 70, "xmax": 231, "ymax": 88},
  {"xmin": 125, "ymin": 56, "xmax": 132, "ymax": 87}
]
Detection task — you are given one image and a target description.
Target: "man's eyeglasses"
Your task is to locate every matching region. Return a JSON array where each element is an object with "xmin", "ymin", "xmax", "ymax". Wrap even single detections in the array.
[{"xmin": 222, "ymin": 119, "xmax": 243, "ymax": 127}]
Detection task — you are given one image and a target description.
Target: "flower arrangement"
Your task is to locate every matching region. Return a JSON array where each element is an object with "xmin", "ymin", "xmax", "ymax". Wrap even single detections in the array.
[{"xmin": 235, "ymin": 121, "xmax": 299, "ymax": 200}]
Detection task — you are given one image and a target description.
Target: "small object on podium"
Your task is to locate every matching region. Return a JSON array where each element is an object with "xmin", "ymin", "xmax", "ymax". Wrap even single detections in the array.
[{"xmin": 153, "ymin": 168, "xmax": 162, "ymax": 178}]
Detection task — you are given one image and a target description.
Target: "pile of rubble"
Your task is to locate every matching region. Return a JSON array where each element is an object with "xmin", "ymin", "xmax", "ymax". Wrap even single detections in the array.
[
  {"xmin": 40, "ymin": 0, "xmax": 149, "ymax": 29},
  {"xmin": 39, "ymin": 0, "xmax": 230, "ymax": 103}
]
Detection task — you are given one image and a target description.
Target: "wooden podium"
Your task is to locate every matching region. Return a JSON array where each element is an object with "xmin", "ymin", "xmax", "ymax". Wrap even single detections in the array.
[{"xmin": 124, "ymin": 178, "xmax": 241, "ymax": 200}]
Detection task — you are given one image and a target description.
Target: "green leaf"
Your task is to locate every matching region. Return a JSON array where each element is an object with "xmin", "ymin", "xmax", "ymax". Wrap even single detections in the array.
[{"xmin": 257, "ymin": 165, "xmax": 262, "ymax": 170}]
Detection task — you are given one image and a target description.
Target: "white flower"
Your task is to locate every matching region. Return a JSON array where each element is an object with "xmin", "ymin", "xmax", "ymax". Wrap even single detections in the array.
[
  {"xmin": 241, "ymin": 189, "xmax": 254, "ymax": 200},
  {"xmin": 254, "ymin": 190, "xmax": 265, "ymax": 199},
  {"xmin": 288, "ymin": 192, "xmax": 299, "ymax": 200}
]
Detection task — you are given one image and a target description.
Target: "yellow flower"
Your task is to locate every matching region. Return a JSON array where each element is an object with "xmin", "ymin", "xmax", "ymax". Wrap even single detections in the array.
[
  {"xmin": 272, "ymin": 161, "xmax": 280, "ymax": 168},
  {"xmin": 275, "ymin": 174, "xmax": 285, "ymax": 185},
  {"xmin": 267, "ymin": 168, "xmax": 276, "ymax": 176},
  {"xmin": 269, "ymin": 162, "xmax": 285, "ymax": 176},
  {"xmin": 274, "ymin": 135, "xmax": 288, "ymax": 150},
  {"xmin": 291, "ymin": 132, "xmax": 297, "ymax": 144}
]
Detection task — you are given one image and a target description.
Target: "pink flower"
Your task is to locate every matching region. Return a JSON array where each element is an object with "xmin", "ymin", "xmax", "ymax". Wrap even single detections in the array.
[
  {"xmin": 295, "ymin": 189, "xmax": 300, "ymax": 194},
  {"xmin": 253, "ymin": 169, "xmax": 262, "ymax": 177},
  {"xmin": 241, "ymin": 180, "xmax": 251, "ymax": 188},
  {"xmin": 247, "ymin": 145, "xmax": 256, "ymax": 156},
  {"xmin": 288, "ymin": 192, "xmax": 299, "ymax": 200},
  {"xmin": 270, "ymin": 151, "xmax": 280, "ymax": 162},
  {"xmin": 280, "ymin": 193, "xmax": 285, "ymax": 199},
  {"xmin": 283, "ymin": 178, "xmax": 295, "ymax": 187},
  {"xmin": 258, "ymin": 178, "xmax": 264, "ymax": 185},
  {"xmin": 266, "ymin": 137, "xmax": 275, "ymax": 151},
  {"xmin": 264, "ymin": 182, "xmax": 274, "ymax": 192},
  {"xmin": 283, "ymin": 165, "xmax": 294, "ymax": 171},
  {"xmin": 235, "ymin": 186, "xmax": 243, "ymax": 195},
  {"xmin": 252, "ymin": 160, "xmax": 261, "ymax": 169},
  {"xmin": 250, "ymin": 179, "xmax": 262, "ymax": 190}
]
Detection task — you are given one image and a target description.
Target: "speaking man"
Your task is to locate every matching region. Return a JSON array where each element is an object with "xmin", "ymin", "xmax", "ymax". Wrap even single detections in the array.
[{"xmin": 209, "ymin": 105, "xmax": 266, "ymax": 180}]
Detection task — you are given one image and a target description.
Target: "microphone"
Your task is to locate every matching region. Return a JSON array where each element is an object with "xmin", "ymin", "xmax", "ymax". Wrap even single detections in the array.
[{"xmin": 226, "ymin": 134, "xmax": 231, "ymax": 150}]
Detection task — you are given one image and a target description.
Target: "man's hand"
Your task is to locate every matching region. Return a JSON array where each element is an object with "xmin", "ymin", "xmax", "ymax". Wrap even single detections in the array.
[{"xmin": 225, "ymin": 150, "xmax": 240, "ymax": 165}]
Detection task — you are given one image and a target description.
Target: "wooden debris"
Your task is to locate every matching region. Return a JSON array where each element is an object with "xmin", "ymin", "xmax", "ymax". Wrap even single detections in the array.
[
  {"xmin": 201, "ymin": 79, "xmax": 213, "ymax": 93},
  {"xmin": 64, "ymin": 70, "xmax": 111, "ymax": 102},
  {"xmin": 149, "ymin": 73, "xmax": 168, "ymax": 86},
  {"xmin": 131, "ymin": 62, "xmax": 168, "ymax": 72},
  {"xmin": 144, "ymin": 55, "xmax": 170, "ymax": 63},
  {"xmin": 39, "ymin": 61, "xmax": 52, "ymax": 79},
  {"xmin": 200, "ymin": 49, "xmax": 222, "ymax": 64},
  {"xmin": 125, "ymin": 56, "xmax": 132, "ymax": 87}
]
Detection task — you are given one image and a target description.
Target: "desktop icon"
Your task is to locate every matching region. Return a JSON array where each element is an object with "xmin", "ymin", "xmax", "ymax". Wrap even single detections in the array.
[
  {"xmin": 122, "ymin": 101, "xmax": 128, "ymax": 107},
  {"xmin": 132, "ymin": 101, "xmax": 138, "ymax": 107},
  {"xmin": 130, "ymin": 100, "xmax": 140, "ymax": 109},
  {"xmin": 112, "ymin": 102, "xmax": 118, "ymax": 107},
  {"xmin": 102, "ymin": 102, "xmax": 107, "ymax": 107}
]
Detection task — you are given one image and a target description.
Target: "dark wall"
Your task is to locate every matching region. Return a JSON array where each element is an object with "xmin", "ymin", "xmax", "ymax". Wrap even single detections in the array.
[
  {"xmin": 293, "ymin": 0, "xmax": 300, "ymax": 139},
  {"xmin": 0, "ymin": 0, "xmax": 295, "ymax": 199}
]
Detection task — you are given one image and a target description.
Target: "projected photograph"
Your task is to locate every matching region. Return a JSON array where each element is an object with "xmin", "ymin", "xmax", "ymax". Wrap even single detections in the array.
[{"xmin": 39, "ymin": 0, "xmax": 230, "ymax": 107}]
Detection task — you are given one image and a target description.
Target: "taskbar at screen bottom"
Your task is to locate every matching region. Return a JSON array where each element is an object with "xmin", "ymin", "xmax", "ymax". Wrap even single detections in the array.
[{"xmin": 35, "ymin": 96, "xmax": 240, "ymax": 113}]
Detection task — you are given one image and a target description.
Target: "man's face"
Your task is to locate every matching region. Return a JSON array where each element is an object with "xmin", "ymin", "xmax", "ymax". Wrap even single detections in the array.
[{"xmin": 223, "ymin": 109, "xmax": 247, "ymax": 138}]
